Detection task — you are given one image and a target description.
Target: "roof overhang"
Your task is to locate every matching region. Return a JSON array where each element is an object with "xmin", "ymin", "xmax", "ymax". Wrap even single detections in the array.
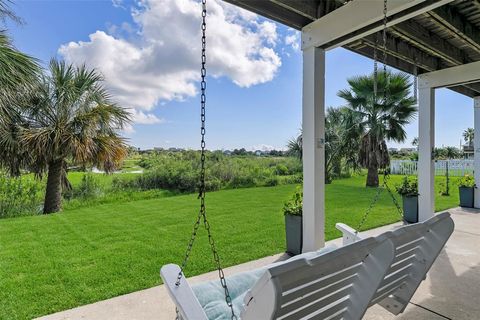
[{"xmin": 223, "ymin": 0, "xmax": 480, "ymax": 98}]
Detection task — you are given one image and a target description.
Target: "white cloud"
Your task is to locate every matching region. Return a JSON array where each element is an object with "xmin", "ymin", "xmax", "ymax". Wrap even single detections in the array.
[
  {"xmin": 285, "ymin": 31, "xmax": 300, "ymax": 51},
  {"xmin": 59, "ymin": 0, "xmax": 282, "ymax": 121},
  {"xmin": 129, "ymin": 109, "xmax": 165, "ymax": 124},
  {"xmin": 250, "ymin": 144, "xmax": 283, "ymax": 152},
  {"xmin": 111, "ymin": 0, "xmax": 125, "ymax": 9}
]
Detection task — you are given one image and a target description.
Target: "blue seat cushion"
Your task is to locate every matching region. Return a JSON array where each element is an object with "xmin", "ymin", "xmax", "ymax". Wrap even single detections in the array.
[{"xmin": 191, "ymin": 245, "xmax": 337, "ymax": 320}]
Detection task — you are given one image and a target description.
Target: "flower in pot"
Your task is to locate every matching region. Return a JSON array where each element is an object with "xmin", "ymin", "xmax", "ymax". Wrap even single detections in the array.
[
  {"xmin": 395, "ymin": 176, "xmax": 419, "ymax": 223},
  {"xmin": 458, "ymin": 175, "xmax": 475, "ymax": 208},
  {"xmin": 283, "ymin": 187, "xmax": 303, "ymax": 255}
]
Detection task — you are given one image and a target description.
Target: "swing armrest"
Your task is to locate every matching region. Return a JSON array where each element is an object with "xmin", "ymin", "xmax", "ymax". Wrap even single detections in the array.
[
  {"xmin": 160, "ymin": 264, "xmax": 208, "ymax": 320},
  {"xmin": 336, "ymin": 223, "xmax": 363, "ymax": 246}
]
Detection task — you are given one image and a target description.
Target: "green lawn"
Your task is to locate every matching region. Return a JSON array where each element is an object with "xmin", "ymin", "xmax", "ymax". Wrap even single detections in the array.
[{"xmin": 0, "ymin": 174, "xmax": 460, "ymax": 319}]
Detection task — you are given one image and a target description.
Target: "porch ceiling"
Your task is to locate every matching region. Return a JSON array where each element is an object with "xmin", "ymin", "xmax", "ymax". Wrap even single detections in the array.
[{"xmin": 223, "ymin": 0, "xmax": 480, "ymax": 98}]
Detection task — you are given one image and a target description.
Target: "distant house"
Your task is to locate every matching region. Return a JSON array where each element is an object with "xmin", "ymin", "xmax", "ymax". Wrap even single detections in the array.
[
  {"xmin": 388, "ymin": 147, "xmax": 398, "ymax": 153},
  {"xmin": 463, "ymin": 144, "xmax": 474, "ymax": 159},
  {"xmin": 400, "ymin": 147, "xmax": 416, "ymax": 153}
]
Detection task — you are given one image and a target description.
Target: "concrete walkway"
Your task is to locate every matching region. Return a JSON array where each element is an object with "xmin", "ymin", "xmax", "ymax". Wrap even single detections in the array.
[{"xmin": 37, "ymin": 207, "xmax": 480, "ymax": 320}]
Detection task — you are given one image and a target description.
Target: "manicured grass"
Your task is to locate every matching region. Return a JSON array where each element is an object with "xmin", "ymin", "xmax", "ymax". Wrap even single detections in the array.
[{"xmin": 0, "ymin": 174, "xmax": 460, "ymax": 319}]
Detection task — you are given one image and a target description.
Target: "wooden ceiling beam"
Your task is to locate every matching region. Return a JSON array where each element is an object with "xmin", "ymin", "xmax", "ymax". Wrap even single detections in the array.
[
  {"xmin": 222, "ymin": 0, "xmax": 312, "ymax": 30},
  {"xmin": 428, "ymin": 4, "xmax": 480, "ymax": 53},
  {"xmin": 392, "ymin": 18, "xmax": 471, "ymax": 66},
  {"xmin": 362, "ymin": 32, "xmax": 441, "ymax": 72},
  {"xmin": 346, "ymin": 44, "xmax": 480, "ymax": 97},
  {"xmin": 269, "ymin": 0, "xmax": 319, "ymax": 20}
]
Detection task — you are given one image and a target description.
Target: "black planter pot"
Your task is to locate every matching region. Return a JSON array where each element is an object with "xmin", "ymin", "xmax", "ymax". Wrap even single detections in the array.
[
  {"xmin": 459, "ymin": 187, "xmax": 474, "ymax": 208},
  {"xmin": 402, "ymin": 195, "xmax": 419, "ymax": 224},
  {"xmin": 285, "ymin": 215, "xmax": 302, "ymax": 255}
]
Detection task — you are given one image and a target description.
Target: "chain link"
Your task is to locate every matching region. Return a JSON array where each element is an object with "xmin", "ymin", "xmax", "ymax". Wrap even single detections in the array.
[
  {"xmin": 355, "ymin": 170, "xmax": 406, "ymax": 236},
  {"xmin": 373, "ymin": 35, "xmax": 378, "ymax": 100},
  {"xmin": 382, "ymin": 0, "xmax": 388, "ymax": 103},
  {"xmin": 356, "ymin": 0, "xmax": 406, "ymax": 235},
  {"xmin": 174, "ymin": 1, "xmax": 236, "ymax": 319},
  {"xmin": 413, "ymin": 64, "xmax": 418, "ymax": 104}
]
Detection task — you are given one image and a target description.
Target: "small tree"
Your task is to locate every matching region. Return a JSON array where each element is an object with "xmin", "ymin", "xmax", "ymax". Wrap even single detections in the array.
[
  {"xmin": 13, "ymin": 60, "xmax": 130, "ymax": 213},
  {"xmin": 463, "ymin": 128, "xmax": 474, "ymax": 147},
  {"xmin": 338, "ymin": 71, "xmax": 417, "ymax": 187}
]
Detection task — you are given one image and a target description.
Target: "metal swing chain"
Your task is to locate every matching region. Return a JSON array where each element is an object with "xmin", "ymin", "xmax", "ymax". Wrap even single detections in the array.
[
  {"xmin": 373, "ymin": 35, "xmax": 378, "ymax": 99},
  {"xmin": 382, "ymin": 0, "xmax": 388, "ymax": 103},
  {"xmin": 355, "ymin": 0, "xmax": 406, "ymax": 235},
  {"xmin": 413, "ymin": 64, "xmax": 418, "ymax": 104},
  {"xmin": 355, "ymin": 171, "xmax": 406, "ymax": 235},
  {"xmin": 175, "ymin": 1, "xmax": 237, "ymax": 319}
]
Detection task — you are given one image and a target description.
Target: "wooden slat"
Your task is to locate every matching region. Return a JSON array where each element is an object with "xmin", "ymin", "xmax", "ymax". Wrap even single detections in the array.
[
  {"xmin": 282, "ymin": 296, "xmax": 350, "ymax": 320},
  {"xmin": 377, "ymin": 274, "xmax": 409, "ymax": 297},
  {"xmin": 371, "ymin": 285, "xmax": 404, "ymax": 305},
  {"xmin": 387, "ymin": 255, "xmax": 416, "ymax": 275},
  {"xmin": 395, "ymin": 236, "xmax": 423, "ymax": 254},
  {"xmin": 279, "ymin": 278, "xmax": 355, "ymax": 316},
  {"xmin": 395, "ymin": 245, "xmax": 420, "ymax": 260},
  {"xmin": 276, "ymin": 254, "xmax": 367, "ymax": 291},
  {"xmin": 381, "ymin": 267, "xmax": 413, "ymax": 288},
  {"xmin": 282, "ymin": 266, "xmax": 358, "ymax": 301}
]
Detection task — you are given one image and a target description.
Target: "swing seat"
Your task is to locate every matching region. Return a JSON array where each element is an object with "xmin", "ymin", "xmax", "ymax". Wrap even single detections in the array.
[
  {"xmin": 161, "ymin": 235, "xmax": 396, "ymax": 320},
  {"xmin": 190, "ymin": 246, "xmax": 337, "ymax": 319},
  {"xmin": 335, "ymin": 211, "xmax": 454, "ymax": 315}
]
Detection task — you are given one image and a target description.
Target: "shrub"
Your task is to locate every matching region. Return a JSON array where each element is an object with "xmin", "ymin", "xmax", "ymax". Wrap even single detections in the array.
[
  {"xmin": 114, "ymin": 151, "xmax": 304, "ymax": 193},
  {"xmin": 458, "ymin": 174, "xmax": 475, "ymax": 188},
  {"xmin": 229, "ymin": 175, "xmax": 256, "ymax": 189},
  {"xmin": 0, "ymin": 173, "xmax": 41, "ymax": 218},
  {"xmin": 65, "ymin": 174, "xmax": 101, "ymax": 200},
  {"xmin": 264, "ymin": 176, "xmax": 279, "ymax": 187},
  {"xmin": 395, "ymin": 176, "xmax": 418, "ymax": 197},
  {"xmin": 283, "ymin": 187, "xmax": 303, "ymax": 216},
  {"xmin": 274, "ymin": 164, "xmax": 289, "ymax": 176}
]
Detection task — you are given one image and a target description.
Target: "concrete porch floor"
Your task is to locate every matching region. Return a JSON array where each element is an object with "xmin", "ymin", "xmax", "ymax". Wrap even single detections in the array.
[{"xmin": 37, "ymin": 207, "xmax": 480, "ymax": 320}]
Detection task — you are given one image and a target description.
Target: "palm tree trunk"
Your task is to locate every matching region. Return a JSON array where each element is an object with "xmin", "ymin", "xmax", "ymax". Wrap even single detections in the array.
[
  {"xmin": 43, "ymin": 159, "xmax": 64, "ymax": 214},
  {"xmin": 366, "ymin": 165, "xmax": 379, "ymax": 187}
]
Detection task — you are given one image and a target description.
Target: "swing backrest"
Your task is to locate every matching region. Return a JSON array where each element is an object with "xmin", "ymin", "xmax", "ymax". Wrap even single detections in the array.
[
  {"xmin": 240, "ymin": 235, "xmax": 395, "ymax": 320},
  {"xmin": 371, "ymin": 211, "xmax": 454, "ymax": 315}
]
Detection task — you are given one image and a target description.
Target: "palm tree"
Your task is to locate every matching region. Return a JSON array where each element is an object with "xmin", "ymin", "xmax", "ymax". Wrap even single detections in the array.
[
  {"xmin": 338, "ymin": 71, "xmax": 417, "ymax": 187},
  {"xmin": 0, "ymin": 2, "xmax": 40, "ymax": 176},
  {"xmin": 287, "ymin": 131, "xmax": 302, "ymax": 160},
  {"xmin": 287, "ymin": 107, "xmax": 361, "ymax": 183},
  {"xmin": 445, "ymin": 146, "xmax": 460, "ymax": 159},
  {"xmin": 412, "ymin": 137, "xmax": 418, "ymax": 147},
  {"xmin": 18, "ymin": 59, "xmax": 130, "ymax": 213},
  {"xmin": 0, "ymin": 1, "xmax": 39, "ymax": 98},
  {"xmin": 463, "ymin": 128, "xmax": 474, "ymax": 146}
]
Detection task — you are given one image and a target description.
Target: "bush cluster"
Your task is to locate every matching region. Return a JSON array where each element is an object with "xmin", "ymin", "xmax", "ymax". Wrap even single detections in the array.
[
  {"xmin": 0, "ymin": 173, "xmax": 42, "ymax": 218},
  {"xmin": 64, "ymin": 174, "xmax": 102, "ymax": 200},
  {"xmin": 113, "ymin": 151, "xmax": 302, "ymax": 193},
  {"xmin": 283, "ymin": 187, "xmax": 303, "ymax": 216}
]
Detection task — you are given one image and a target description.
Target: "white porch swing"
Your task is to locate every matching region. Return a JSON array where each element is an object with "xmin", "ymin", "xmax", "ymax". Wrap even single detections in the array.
[{"xmin": 160, "ymin": 0, "xmax": 454, "ymax": 319}]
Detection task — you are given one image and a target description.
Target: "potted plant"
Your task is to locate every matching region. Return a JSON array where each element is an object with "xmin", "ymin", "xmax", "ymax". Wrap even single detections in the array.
[
  {"xmin": 458, "ymin": 175, "xmax": 475, "ymax": 208},
  {"xmin": 283, "ymin": 187, "xmax": 303, "ymax": 255},
  {"xmin": 396, "ymin": 176, "xmax": 419, "ymax": 223}
]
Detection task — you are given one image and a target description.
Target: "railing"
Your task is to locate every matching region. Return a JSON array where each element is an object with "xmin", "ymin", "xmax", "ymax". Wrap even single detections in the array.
[{"xmin": 390, "ymin": 159, "xmax": 474, "ymax": 176}]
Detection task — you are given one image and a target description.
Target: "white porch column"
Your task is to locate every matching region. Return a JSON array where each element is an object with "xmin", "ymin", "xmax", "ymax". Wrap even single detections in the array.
[
  {"xmin": 302, "ymin": 47, "xmax": 325, "ymax": 252},
  {"xmin": 418, "ymin": 87, "xmax": 435, "ymax": 221},
  {"xmin": 474, "ymin": 97, "xmax": 480, "ymax": 208}
]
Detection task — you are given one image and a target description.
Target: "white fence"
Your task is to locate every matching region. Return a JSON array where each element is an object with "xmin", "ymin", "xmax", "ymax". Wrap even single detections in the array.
[{"xmin": 390, "ymin": 160, "xmax": 474, "ymax": 176}]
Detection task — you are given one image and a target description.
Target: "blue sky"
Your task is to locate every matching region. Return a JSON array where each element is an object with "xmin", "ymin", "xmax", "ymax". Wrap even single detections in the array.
[{"xmin": 6, "ymin": 0, "xmax": 474, "ymax": 151}]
